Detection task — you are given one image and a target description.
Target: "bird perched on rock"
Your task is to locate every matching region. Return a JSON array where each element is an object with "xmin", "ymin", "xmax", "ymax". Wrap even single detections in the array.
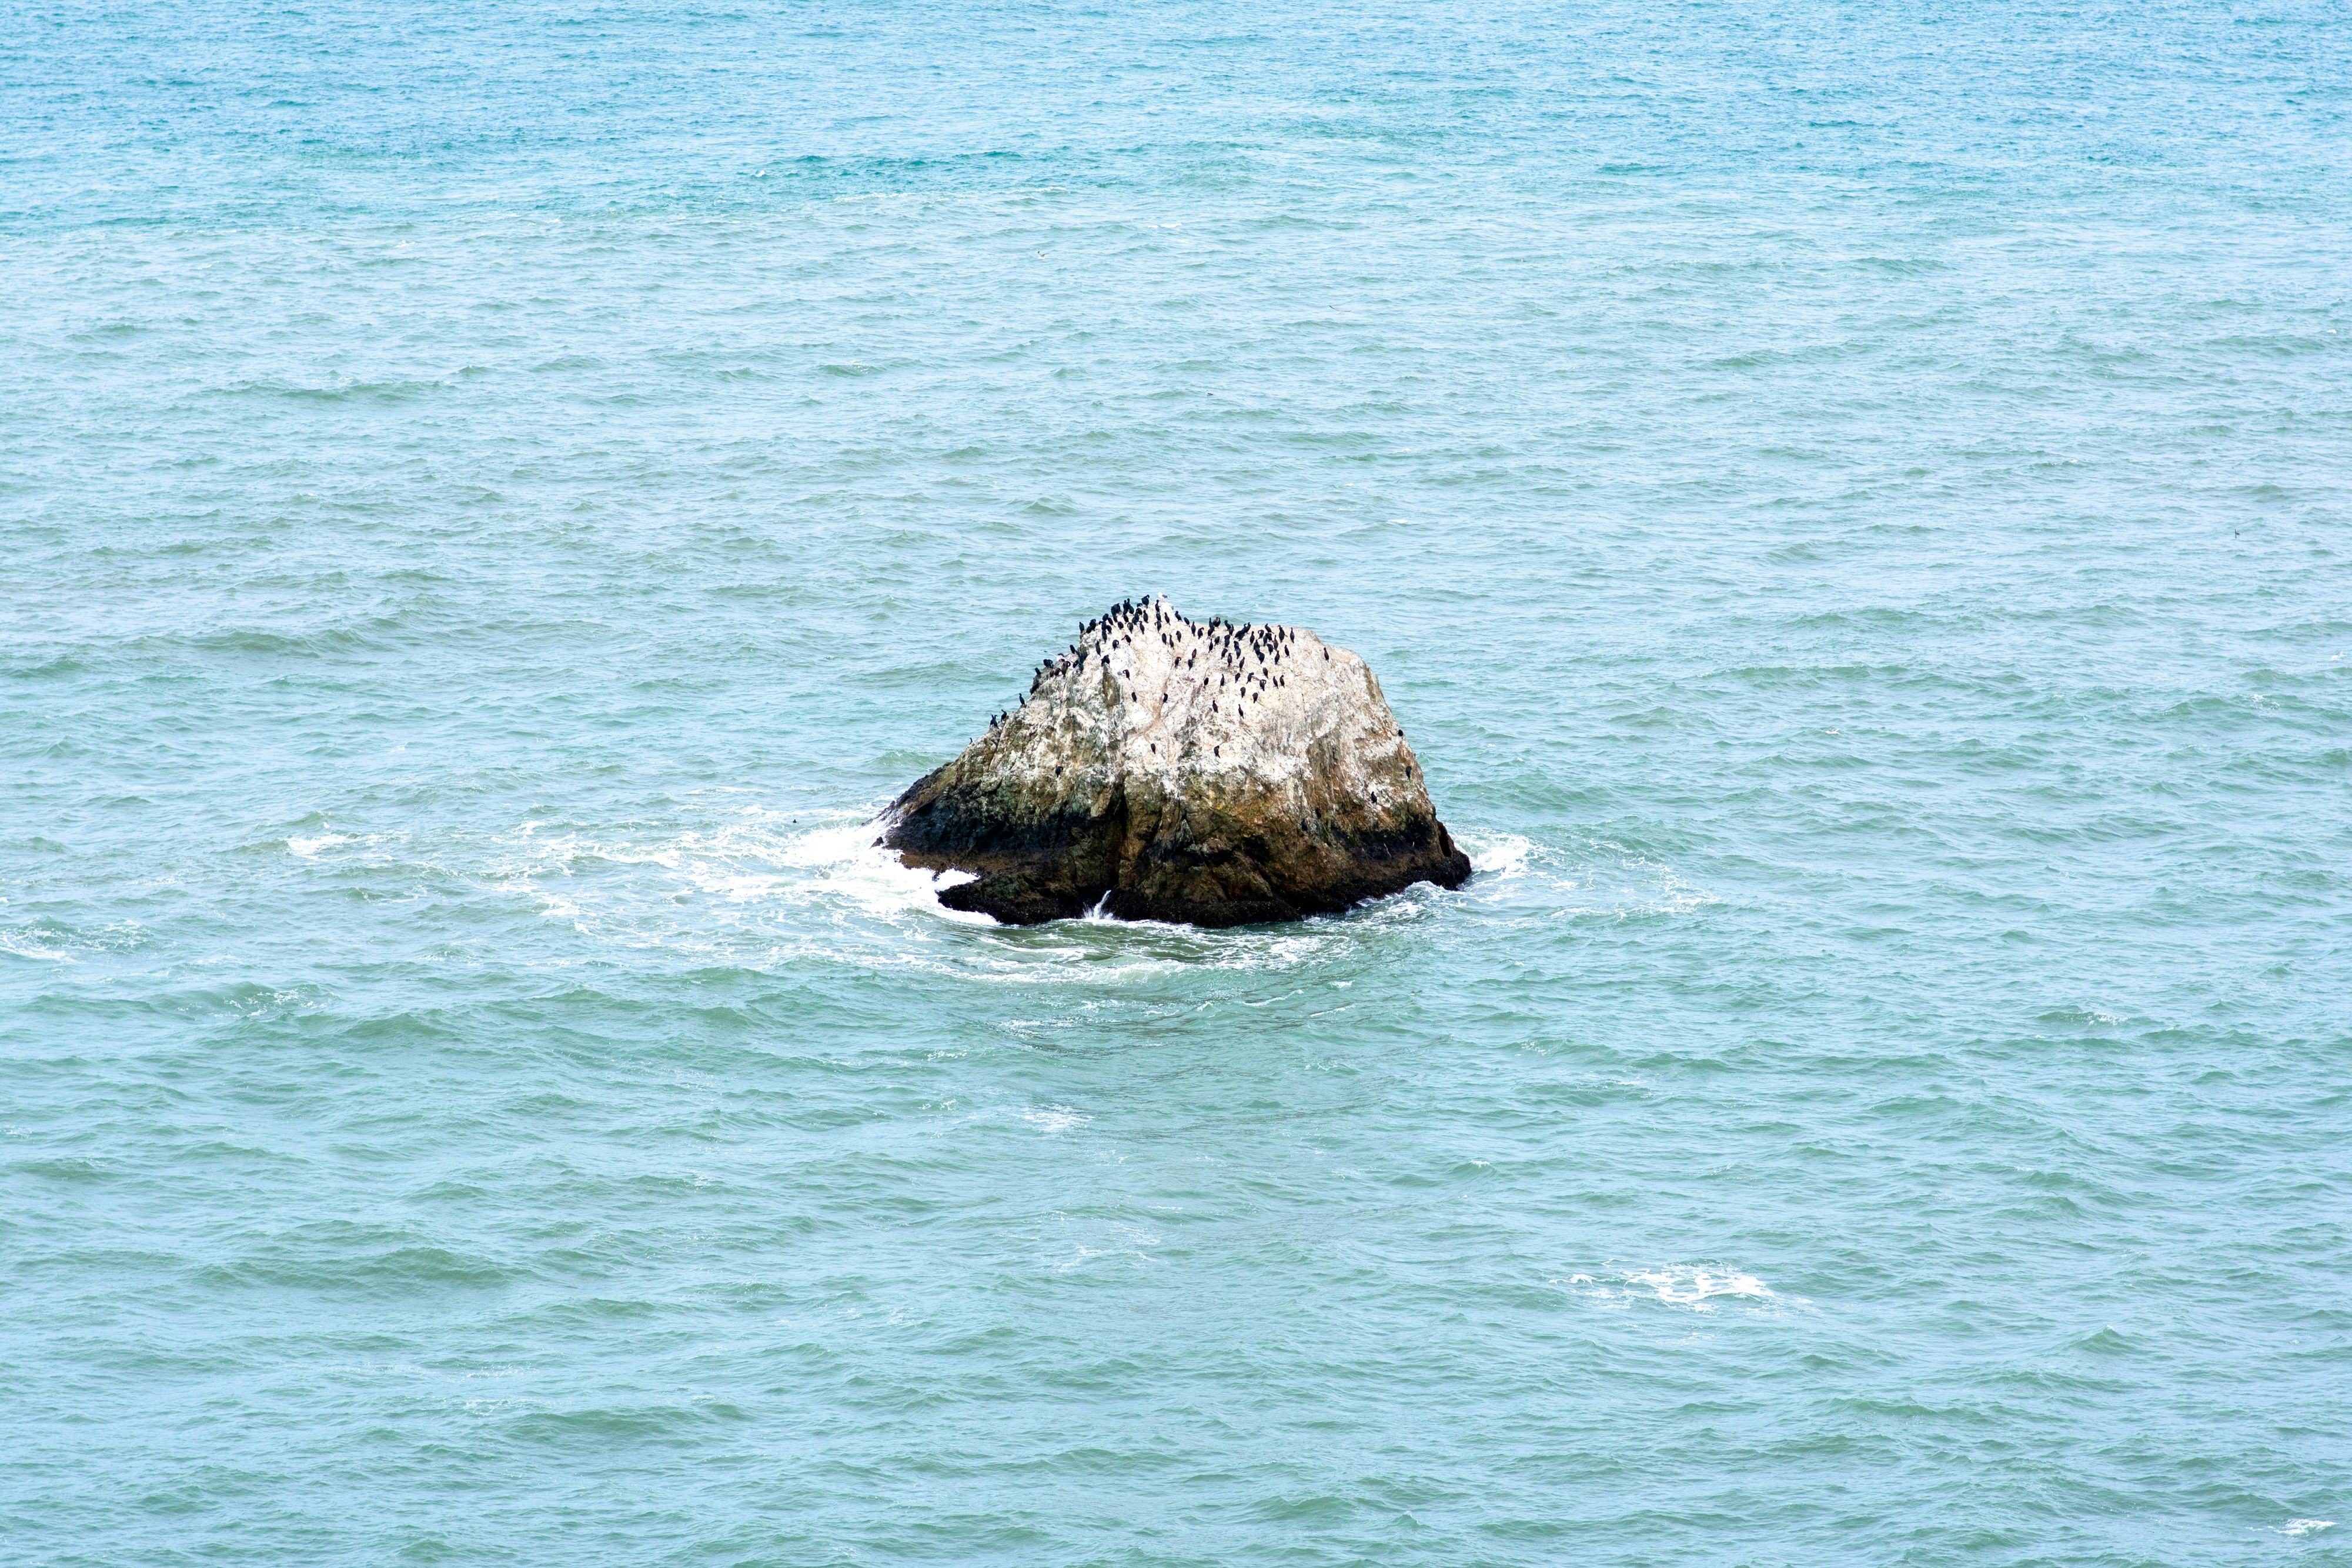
[{"xmin": 882, "ymin": 600, "xmax": 1469, "ymax": 925}]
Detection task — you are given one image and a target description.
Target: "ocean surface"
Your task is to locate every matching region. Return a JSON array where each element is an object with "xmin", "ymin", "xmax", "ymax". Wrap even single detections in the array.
[{"xmin": 5, "ymin": 2, "xmax": 2349, "ymax": 1562}]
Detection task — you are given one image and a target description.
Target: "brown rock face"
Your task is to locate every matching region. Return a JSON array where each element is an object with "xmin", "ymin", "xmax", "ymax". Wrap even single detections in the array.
[{"xmin": 882, "ymin": 597, "xmax": 1472, "ymax": 927}]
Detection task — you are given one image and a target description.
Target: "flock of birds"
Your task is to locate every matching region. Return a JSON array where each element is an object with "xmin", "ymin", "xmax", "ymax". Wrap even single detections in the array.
[{"xmin": 981, "ymin": 596, "xmax": 1327, "ymax": 735}]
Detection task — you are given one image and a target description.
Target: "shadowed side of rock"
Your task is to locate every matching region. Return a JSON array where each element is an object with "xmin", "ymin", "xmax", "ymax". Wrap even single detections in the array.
[
  {"xmin": 882, "ymin": 599, "xmax": 1473, "ymax": 928},
  {"xmin": 887, "ymin": 775, "xmax": 1127, "ymax": 924}
]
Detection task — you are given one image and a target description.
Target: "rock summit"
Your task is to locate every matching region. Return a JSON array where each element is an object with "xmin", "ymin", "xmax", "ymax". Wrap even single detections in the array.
[{"xmin": 881, "ymin": 597, "xmax": 1473, "ymax": 927}]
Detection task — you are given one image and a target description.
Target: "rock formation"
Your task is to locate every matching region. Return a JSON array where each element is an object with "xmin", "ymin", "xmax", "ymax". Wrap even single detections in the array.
[{"xmin": 881, "ymin": 597, "xmax": 1472, "ymax": 927}]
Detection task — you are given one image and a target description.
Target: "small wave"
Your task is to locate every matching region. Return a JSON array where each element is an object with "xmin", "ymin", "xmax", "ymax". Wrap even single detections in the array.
[
  {"xmin": 2280, "ymin": 1520, "xmax": 2336, "ymax": 1537},
  {"xmin": 0, "ymin": 932, "xmax": 74, "ymax": 963},
  {"xmin": 1557, "ymin": 1265, "xmax": 1791, "ymax": 1313},
  {"xmin": 1047, "ymin": 1219, "xmax": 1161, "ymax": 1273},
  {"xmin": 0, "ymin": 918, "xmax": 149, "ymax": 963},
  {"xmin": 1454, "ymin": 832, "xmax": 1715, "ymax": 920},
  {"xmin": 1625, "ymin": 1266, "xmax": 1775, "ymax": 1308},
  {"xmin": 1017, "ymin": 1106, "xmax": 1088, "ymax": 1133},
  {"xmin": 287, "ymin": 833, "xmax": 354, "ymax": 857},
  {"xmin": 1465, "ymin": 831, "xmax": 1532, "ymax": 877},
  {"xmin": 2037, "ymin": 1003, "xmax": 2130, "ymax": 1027}
]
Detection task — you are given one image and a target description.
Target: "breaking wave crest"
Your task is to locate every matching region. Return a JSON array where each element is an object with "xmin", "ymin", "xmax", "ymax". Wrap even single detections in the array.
[{"xmin": 1553, "ymin": 1265, "xmax": 1796, "ymax": 1315}]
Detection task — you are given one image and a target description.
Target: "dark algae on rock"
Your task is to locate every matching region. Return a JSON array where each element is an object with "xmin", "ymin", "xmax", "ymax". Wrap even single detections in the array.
[{"xmin": 882, "ymin": 598, "xmax": 1473, "ymax": 927}]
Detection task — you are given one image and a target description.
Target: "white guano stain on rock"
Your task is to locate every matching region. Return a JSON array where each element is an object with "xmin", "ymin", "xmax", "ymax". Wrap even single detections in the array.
[{"xmin": 882, "ymin": 597, "xmax": 1469, "ymax": 927}]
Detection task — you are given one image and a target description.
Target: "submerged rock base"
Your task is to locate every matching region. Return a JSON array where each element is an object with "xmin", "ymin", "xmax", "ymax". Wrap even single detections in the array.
[{"xmin": 883, "ymin": 598, "xmax": 1472, "ymax": 927}]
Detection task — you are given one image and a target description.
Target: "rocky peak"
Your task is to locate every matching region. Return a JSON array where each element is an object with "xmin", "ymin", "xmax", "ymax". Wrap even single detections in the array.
[{"xmin": 884, "ymin": 597, "xmax": 1472, "ymax": 927}]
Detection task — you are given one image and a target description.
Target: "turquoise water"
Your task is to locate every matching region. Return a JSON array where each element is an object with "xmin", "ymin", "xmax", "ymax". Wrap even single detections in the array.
[{"xmin": 5, "ymin": 1, "xmax": 2350, "ymax": 1561}]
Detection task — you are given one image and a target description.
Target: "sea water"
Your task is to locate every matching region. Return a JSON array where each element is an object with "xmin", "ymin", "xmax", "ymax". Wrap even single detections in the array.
[{"xmin": 4, "ymin": 2, "xmax": 2348, "ymax": 1562}]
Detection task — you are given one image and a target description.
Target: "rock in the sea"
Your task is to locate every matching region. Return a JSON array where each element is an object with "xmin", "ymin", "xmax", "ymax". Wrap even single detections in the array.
[{"xmin": 882, "ymin": 597, "xmax": 1472, "ymax": 927}]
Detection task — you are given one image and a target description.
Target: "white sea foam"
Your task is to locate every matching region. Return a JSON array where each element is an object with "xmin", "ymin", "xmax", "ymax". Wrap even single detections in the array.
[
  {"xmin": 473, "ymin": 805, "xmax": 1562, "ymax": 994},
  {"xmin": 1559, "ymin": 1265, "xmax": 1792, "ymax": 1314},
  {"xmin": 478, "ymin": 801, "xmax": 1503, "ymax": 983},
  {"xmin": 751, "ymin": 819, "xmax": 985, "ymax": 922},
  {"xmin": 287, "ymin": 833, "xmax": 353, "ymax": 857},
  {"xmin": 0, "ymin": 919, "xmax": 149, "ymax": 964},
  {"xmin": 1625, "ymin": 1266, "xmax": 1776, "ymax": 1308},
  {"xmin": 0, "ymin": 932, "xmax": 73, "ymax": 963},
  {"xmin": 1452, "ymin": 831, "xmax": 1715, "ymax": 921},
  {"xmin": 2280, "ymin": 1520, "xmax": 2335, "ymax": 1537},
  {"xmin": 1466, "ymin": 832, "xmax": 1532, "ymax": 876},
  {"xmin": 499, "ymin": 811, "xmax": 983, "ymax": 928}
]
